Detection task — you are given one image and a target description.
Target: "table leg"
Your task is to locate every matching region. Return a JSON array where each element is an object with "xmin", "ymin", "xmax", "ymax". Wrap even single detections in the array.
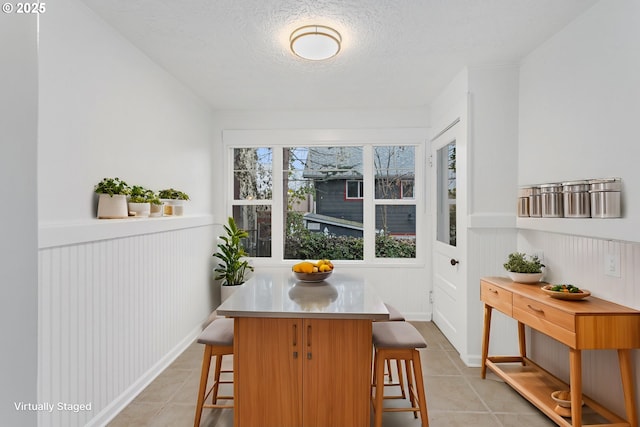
[
  {"xmin": 517, "ymin": 321, "xmax": 526, "ymax": 364},
  {"xmin": 618, "ymin": 349, "xmax": 638, "ymax": 427},
  {"xmin": 481, "ymin": 304, "xmax": 492, "ymax": 379},
  {"xmin": 569, "ymin": 348, "xmax": 582, "ymax": 427}
]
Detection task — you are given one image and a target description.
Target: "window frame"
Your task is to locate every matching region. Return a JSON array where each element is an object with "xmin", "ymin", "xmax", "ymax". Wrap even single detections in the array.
[
  {"xmin": 345, "ymin": 179, "xmax": 364, "ymax": 200},
  {"xmin": 222, "ymin": 128, "xmax": 427, "ymax": 266}
]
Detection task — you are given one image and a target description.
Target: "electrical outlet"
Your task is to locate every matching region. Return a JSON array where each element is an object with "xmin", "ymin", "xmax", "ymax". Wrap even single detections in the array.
[{"xmin": 604, "ymin": 253, "xmax": 621, "ymax": 278}]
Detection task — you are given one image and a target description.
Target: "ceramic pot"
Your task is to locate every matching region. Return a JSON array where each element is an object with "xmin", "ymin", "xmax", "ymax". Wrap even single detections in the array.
[
  {"xmin": 128, "ymin": 202, "xmax": 151, "ymax": 217},
  {"xmin": 507, "ymin": 271, "xmax": 543, "ymax": 284},
  {"xmin": 97, "ymin": 194, "xmax": 128, "ymax": 219},
  {"xmin": 221, "ymin": 283, "xmax": 245, "ymax": 302}
]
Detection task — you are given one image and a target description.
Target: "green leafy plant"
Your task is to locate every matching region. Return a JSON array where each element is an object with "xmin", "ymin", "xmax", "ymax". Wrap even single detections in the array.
[
  {"xmin": 213, "ymin": 217, "xmax": 254, "ymax": 286},
  {"xmin": 94, "ymin": 177, "xmax": 131, "ymax": 197},
  {"xmin": 503, "ymin": 252, "xmax": 544, "ymax": 273},
  {"xmin": 128, "ymin": 185, "xmax": 155, "ymax": 203},
  {"xmin": 158, "ymin": 188, "xmax": 190, "ymax": 200}
]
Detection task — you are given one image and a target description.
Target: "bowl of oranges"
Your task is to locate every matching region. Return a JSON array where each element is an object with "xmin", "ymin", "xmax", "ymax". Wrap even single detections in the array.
[{"xmin": 292, "ymin": 259, "xmax": 334, "ymax": 282}]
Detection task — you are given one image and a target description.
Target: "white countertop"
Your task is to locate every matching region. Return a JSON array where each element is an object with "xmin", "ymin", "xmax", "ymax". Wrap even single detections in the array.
[{"xmin": 216, "ymin": 270, "xmax": 390, "ymax": 320}]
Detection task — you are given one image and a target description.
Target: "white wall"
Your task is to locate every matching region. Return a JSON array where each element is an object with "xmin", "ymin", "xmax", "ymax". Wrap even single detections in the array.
[
  {"xmin": 38, "ymin": 0, "xmax": 214, "ymax": 222},
  {"xmin": 0, "ymin": 13, "xmax": 38, "ymax": 427},
  {"xmin": 518, "ymin": 0, "xmax": 640, "ymax": 418},
  {"xmin": 430, "ymin": 66, "xmax": 519, "ymax": 364},
  {"xmin": 518, "ymin": 0, "xmax": 640, "ymax": 241},
  {"xmin": 211, "ymin": 108, "xmax": 433, "ymax": 319},
  {"xmin": 36, "ymin": 0, "xmax": 217, "ymax": 425}
]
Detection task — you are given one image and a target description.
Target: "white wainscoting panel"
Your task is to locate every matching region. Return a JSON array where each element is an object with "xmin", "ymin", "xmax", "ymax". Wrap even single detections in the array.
[
  {"xmin": 38, "ymin": 223, "xmax": 215, "ymax": 426},
  {"xmin": 519, "ymin": 229, "xmax": 640, "ymax": 419}
]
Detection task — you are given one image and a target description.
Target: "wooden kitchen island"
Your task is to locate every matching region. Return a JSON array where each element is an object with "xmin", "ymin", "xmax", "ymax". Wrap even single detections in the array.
[
  {"xmin": 480, "ymin": 276, "xmax": 640, "ymax": 427},
  {"xmin": 217, "ymin": 271, "xmax": 389, "ymax": 427}
]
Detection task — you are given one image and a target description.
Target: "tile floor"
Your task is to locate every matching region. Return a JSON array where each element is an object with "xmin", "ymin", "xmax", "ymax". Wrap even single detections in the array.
[{"xmin": 109, "ymin": 321, "xmax": 556, "ymax": 427}]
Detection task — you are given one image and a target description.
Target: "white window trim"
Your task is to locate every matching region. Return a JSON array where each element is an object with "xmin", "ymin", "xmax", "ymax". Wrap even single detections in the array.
[{"xmin": 223, "ymin": 128, "xmax": 428, "ymax": 265}]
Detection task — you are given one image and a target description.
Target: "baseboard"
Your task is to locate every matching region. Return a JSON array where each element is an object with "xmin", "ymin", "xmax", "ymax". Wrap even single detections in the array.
[
  {"xmin": 85, "ymin": 324, "xmax": 203, "ymax": 427},
  {"xmin": 459, "ymin": 353, "xmax": 482, "ymax": 368},
  {"xmin": 404, "ymin": 312, "xmax": 432, "ymax": 322}
]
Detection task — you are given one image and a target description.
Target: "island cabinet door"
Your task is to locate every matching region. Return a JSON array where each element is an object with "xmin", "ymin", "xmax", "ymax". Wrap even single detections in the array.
[
  {"xmin": 235, "ymin": 317, "xmax": 303, "ymax": 427},
  {"xmin": 302, "ymin": 319, "xmax": 372, "ymax": 427}
]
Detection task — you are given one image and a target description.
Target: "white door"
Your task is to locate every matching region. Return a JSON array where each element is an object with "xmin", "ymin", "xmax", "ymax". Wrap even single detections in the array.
[{"xmin": 431, "ymin": 116, "xmax": 467, "ymax": 353}]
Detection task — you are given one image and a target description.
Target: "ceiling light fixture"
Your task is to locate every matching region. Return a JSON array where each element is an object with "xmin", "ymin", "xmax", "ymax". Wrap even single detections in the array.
[{"xmin": 290, "ymin": 25, "xmax": 342, "ymax": 61}]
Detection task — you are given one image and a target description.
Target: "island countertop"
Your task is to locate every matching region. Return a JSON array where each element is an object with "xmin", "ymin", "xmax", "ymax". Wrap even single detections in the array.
[{"xmin": 216, "ymin": 270, "xmax": 390, "ymax": 320}]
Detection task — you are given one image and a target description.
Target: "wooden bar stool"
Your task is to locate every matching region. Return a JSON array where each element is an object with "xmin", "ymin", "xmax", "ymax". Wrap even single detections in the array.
[
  {"xmin": 381, "ymin": 303, "xmax": 407, "ymax": 397},
  {"xmin": 194, "ymin": 318, "xmax": 234, "ymax": 427},
  {"xmin": 371, "ymin": 321, "xmax": 429, "ymax": 427}
]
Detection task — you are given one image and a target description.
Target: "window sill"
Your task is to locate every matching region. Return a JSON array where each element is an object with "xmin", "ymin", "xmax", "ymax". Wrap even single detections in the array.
[{"xmin": 39, "ymin": 214, "xmax": 214, "ymax": 249}]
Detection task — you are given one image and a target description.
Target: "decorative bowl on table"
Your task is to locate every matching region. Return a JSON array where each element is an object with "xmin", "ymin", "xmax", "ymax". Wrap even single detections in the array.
[
  {"xmin": 551, "ymin": 390, "xmax": 584, "ymax": 417},
  {"xmin": 293, "ymin": 270, "xmax": 332, "ymax": 283},
  {"xmin": 541, "ymin": 284, "xmax": 591, "ymax": 300},
  {"xmin": 292, "ymin": 260, "xmax": 334, "ymax": 283}
]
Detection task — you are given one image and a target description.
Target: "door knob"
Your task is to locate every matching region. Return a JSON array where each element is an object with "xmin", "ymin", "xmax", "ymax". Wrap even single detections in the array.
[{"xmin": 450, "ymin": 258, "xmax": 459, "ymax": 266}]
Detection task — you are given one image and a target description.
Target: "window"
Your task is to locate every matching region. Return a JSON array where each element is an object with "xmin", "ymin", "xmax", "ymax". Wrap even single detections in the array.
[
  {"xmin": 225, "ymin": 130, "xmax": 424, "ymax": 263},
  {"xmin": 346, "ymin": 180, "xmax": 364, "ymax": 199},
  {"xmin": 232, "ymin": 148, "xmax": 273, "ymax": 257},
  {"xmin": 373, "ymin": 146, "xmax": 416, "ymax": 258}
]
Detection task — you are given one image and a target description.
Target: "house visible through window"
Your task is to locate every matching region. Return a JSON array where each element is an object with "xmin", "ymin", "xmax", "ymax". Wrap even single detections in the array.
[{"xmin": 229, "ymin": 143, "xmax": 419, "ymax": 261}]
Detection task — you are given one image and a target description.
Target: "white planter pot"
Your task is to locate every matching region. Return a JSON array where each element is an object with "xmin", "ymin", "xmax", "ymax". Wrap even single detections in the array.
[
  {"xmin": 507, "ymin": 271, "xmax": 544, "ymax": 284},
  {"xmin": 97, "ymin": 194, "xmax": 129, "ymax": 219},
  {"xmin": 128, "ymin": 202, "xmax": 151, "ymax": 217},
  {"xmin": 161, "ymin": 199, "xmax": 186, "ymax": 216},
  {"xmin": 149, "ymin": 203, "xmax": 163, "ymax": 217},
  {"xmin": 221, "ymin": 283, "xmax": 245, "ymax": 302}
]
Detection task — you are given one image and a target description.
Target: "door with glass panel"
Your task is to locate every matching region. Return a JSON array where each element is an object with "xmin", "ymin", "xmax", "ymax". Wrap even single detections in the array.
[{"xmin": 431, "ymin": 119, "xmax": 466, "ymax": 353}]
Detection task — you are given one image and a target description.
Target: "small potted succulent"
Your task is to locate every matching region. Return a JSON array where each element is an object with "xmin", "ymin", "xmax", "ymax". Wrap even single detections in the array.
[
  {"xmin": 213, "ymin": 217, "xmax": 254, "ymax": 301},
  {"xmin": 503, "ymin": 252, "xmax": 545, "ymax": 283},
  {"xmin": 128, "ymin": 185, "xmax": 153, "ymax": 217},
  {"xmin": 94, "ymin": 177, "xmax": 131, "ymax": 219},
  {"xmin": 158, "ymin": 188, "xmax": 190, "ymax": 216}
]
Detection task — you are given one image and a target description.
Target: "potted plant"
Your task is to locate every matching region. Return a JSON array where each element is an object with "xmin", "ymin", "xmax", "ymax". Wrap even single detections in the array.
[
  {"xmin": 503, "ymin": 252, "xmax": 545, "ymax": 283},
  {"xmin": 213, "ymin": 217, "xmax": 254, "ymax": 301},
  {"xmin": 148, "ymin": 193, "xmax": 164, "ymax": 217},
  {"xmin": 95, "ymin": 177, "xmax": 131, "ymax": 219},
  {"xmin": 128, "ymin": 185, "xmax": 153, "ymax": 217},
  {"xmin": 158, "ymin": 188, "xmax": 190, "ymax": 216}
]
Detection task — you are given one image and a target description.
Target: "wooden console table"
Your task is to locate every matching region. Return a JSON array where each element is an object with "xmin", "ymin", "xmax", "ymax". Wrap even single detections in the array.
[{"xmin": 480, "ymin": 276, "xmax": 640, "ymax": 427}]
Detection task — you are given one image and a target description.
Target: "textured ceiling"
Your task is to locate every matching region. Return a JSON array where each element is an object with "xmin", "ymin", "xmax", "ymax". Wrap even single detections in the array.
[{"xmin": 79, "ymin": 0, "xmax": 598, "ymax": 110}]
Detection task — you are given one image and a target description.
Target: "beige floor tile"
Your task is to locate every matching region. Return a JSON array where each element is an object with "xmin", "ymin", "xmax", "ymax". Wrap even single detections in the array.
[
  {"xmin": 107, "ymin": 402, "xmax": 163, "ymax": 427},
  {"xmin": 420, "ymin": 348, "xmax": 461, "ymax": 376},
  {"xmin": 468, "ymin": 375, "xmax": 540, "ymax": 414},
  {"xmin": 135, "ymin": 368, "xmax": 192, "ymax": 403},
  {"xmin": 424, "ymin": 376, "xmax": 488, "ymax": 412},
  {"xmin": 148, "ymin": 403, "xmax": 195, "ymax": 427},
  {"xmin": 494, "ymin": 412, "xmax": 557, "ymax": 427},
  {"xmin": 428, "ymin": 411, "xmax": 501, "ymax": 427}
]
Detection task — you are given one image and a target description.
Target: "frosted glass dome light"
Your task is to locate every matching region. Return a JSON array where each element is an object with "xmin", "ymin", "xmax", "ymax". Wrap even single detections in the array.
[{"xmin": 290, "ymin": 25, "xmax": 342, "ymax": 61}]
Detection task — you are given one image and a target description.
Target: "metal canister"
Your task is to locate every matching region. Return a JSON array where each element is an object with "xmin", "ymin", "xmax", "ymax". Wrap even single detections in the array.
[
  {"xmin": 562, "ymin": 180, "xmax": 591, "ymax": 218},
  {"xmin": 589, "ymin": 178, "xmax": 621, "ymax": 218},
  {"xmin": 540, "ymin": 183, "xmax": 563, "ymax": 218},
  {"xmin": 517, "ymin": 187, "xmax": 532, "ymax": 217},
  {"xmin": 528, "ymin": 186, "xmax": 542, "ymax": 217}
]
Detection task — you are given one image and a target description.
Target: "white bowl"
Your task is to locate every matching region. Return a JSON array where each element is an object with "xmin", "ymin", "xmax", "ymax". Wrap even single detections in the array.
[{"xmin": 507, "ymin": 271, "xmax": 543, "ymax": 284}]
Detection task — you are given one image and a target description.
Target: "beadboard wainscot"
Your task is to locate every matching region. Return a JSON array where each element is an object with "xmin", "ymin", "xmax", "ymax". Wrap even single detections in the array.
[{"xmin": 38, "ymin": 215, "xmax": 216, "ymax": 427}]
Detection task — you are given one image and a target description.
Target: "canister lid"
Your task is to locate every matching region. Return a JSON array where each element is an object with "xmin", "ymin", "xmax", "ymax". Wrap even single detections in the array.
[
  {"xmin": 540, "ymin": 183, "xmax": 563, "ymax": 192},
  {"xmin": 518, "ymin": 187, "xmax": 533, "ymax": 197},
  {"xmin": 589, "ymin": 177, "xmax": 621, "ymax": 192},
  {"xmin": 562, "ymin": 180, "xmax": 590, "ymax": 192}
]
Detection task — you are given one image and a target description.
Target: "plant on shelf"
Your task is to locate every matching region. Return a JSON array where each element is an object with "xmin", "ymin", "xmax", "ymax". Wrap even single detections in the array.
[
  {"xmin": 503, "ymin": 252, "xmax": 545, "ymax": 283},
  {"xmin": 158, "ymin": 188, "xmax": 190, "ymax": 201},
  {"xmin": 213, "ymin": 217, "xmax": 254, "ymax": 287},
  {"xmin": 158, "ymin": 188, "xmax": 190, "ymax": 215},
  {"xmin": 94, "ymin": 177, "xmax": 131, "ymax": 197},
  {"xmin": 94, "ymin": 177, "xmax": 131, "ymax": 219},
  {"xmin": 128, "ymin": 185, "xmax": 154, "ymax": 217}
]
